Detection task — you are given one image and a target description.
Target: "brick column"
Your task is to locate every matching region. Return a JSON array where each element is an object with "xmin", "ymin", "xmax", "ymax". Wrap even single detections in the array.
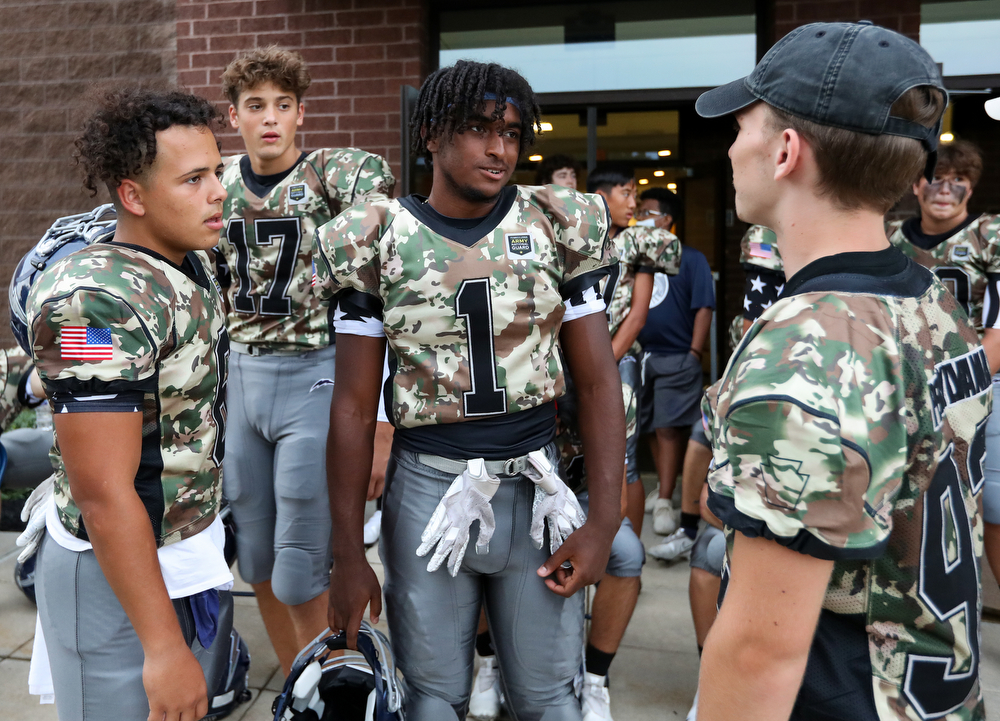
[
  {"xmin": 176, "ymin": 0, "xmax": 431, "ymax": 179},
  {"xmin": 772, "ymin": 0, "xmax": 920, "ymax": 44}
]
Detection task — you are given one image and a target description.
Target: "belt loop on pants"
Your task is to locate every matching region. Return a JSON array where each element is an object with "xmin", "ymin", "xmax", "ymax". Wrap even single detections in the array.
[{"xmin": 416, "ymin": 452, "xmax": 533, "ymax": 477}]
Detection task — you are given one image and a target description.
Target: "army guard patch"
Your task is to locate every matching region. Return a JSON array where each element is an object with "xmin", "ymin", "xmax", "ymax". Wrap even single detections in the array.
[
  {"xmin": 288, "ymin": 183, "xmax": 308, "ymax": 204},
  {"xmin": 951, "ymin": 243, "xmax": 971, "ymax": 261},
  {"xmin": 505, "ymin": 232, "xmax": 536, "ymax": 260}
]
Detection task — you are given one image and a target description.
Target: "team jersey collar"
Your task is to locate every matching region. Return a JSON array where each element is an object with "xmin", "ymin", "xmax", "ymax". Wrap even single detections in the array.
[
  {"xmin": 783, "ymin": 246, "xmax": 910, "ymax": 297},
  {"xmin": 901, "ymin": 212, "xmax": 981, "ymax": 251},
  {"xmin": 398, "ymin": 185, "xmax": 517, "ymax": 248},
  {"xmin": 239, "ymin": 151, "xmax": 308, "ymax": 198},
  {"xmin": 106, "ymin": 242, "xmax": 212, "ymax": 289}
]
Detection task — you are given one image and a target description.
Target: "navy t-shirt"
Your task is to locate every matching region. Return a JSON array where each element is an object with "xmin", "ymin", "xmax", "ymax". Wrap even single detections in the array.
[{"xmin": 639, "ymin": 245, "xmax": 715, "ymax": 354}]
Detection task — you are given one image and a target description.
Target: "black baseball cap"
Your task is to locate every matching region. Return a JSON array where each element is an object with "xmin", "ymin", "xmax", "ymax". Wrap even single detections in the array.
[{"xmin": 696, "ymin": 21, "xmax": 947, "ymax": 153}]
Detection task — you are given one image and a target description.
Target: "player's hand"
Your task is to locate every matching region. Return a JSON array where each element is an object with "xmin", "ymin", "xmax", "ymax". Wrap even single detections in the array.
[
  {"xmin": 367, "ymin": 470, "xmax": 385, "ymax": 502},
  {"xmin": 143, "ymin": 641, "xmax": 207, "ymax": 721},
  {"xmin": 329, "ymin": 553, "xmax": 382, "ymax": 650},
  {"xmin": 537, "ymin": 522, "xmax": 614, "ymax": 597}
]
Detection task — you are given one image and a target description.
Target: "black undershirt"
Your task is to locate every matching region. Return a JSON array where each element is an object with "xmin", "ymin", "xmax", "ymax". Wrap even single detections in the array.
[
  {"xmin": 240, "ymin": 152, "xmax": 308, "ymax": 198},
  {"xmin": 899, "ymin": 212, "xmax": 980, "ymax": 251}
]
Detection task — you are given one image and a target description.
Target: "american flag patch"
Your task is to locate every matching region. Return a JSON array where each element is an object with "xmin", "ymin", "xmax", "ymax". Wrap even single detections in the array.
[
  {"xmin": 311, "ymin": 260, "xmax": 318, "ymax": 287},
  {"xmin": 60, "ymin": 327, "xmax": 113, "ymax": 360},
  {"xmin": 749, "ymin": 242, "xmax": 773, "ymax": 260}
]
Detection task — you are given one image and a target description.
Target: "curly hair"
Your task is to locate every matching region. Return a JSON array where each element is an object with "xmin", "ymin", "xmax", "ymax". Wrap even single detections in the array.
[
  {"xmin": 936, "ymin": 139, "xmax": 983, "ymax": 187},
  {"xmin": 221, "ymin": 45, "xmax": 311, "ymax": 105},
  {"xmin": 74, "ymin": 87, "xmax": 222, "ymax": 197},
  {"xmin": 409, "ymin": 60, "xmax": 541, "ymax": 164}
]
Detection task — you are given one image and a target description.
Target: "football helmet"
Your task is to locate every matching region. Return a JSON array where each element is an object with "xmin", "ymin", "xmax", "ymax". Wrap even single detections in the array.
[
  {"xmin": 272, "ymin": 623, "xmax": 407, "ymax": 721},
  {"xmin": 13, "ymin": 551, "xmax": 35, "ymax": 604},
  {"xmin": 10, "ymin": 204, "xmax": 117, "ymax": 353}
]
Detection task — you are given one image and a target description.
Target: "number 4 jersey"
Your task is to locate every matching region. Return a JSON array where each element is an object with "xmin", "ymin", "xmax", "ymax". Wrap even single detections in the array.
[
  {"xmin": 218, "ymin": 148, "xmax": 394, "ymax": 350},
  {"xmin": 27, "ymin": 244, "xmax": 228, "ymax": 547},
  {"xmin": 314, "ymin": 184, "xmax": 615, "ymax": 459},
  {"xmin": 708, "ymin": 247, "xmax": 989, "ymax": 720}
]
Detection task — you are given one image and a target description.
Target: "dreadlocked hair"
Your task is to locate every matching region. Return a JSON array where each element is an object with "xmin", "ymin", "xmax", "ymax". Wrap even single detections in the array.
[
  {"xmin": 410, "ymin": 60, "xmax": 542, "ymax": 163},
  {"xmin": 75, "ymin": 86, "xmax": 222, "ymax": 197}
]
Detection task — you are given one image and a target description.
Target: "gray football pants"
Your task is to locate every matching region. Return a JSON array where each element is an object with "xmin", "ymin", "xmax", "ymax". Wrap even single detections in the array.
[
  {"xmin": 224, "ymin": 345, "xmax": 335, "ymax": 605},
  {"xmin": 381, "ymin": 446, "xmax": 585, "ymax": 721}
]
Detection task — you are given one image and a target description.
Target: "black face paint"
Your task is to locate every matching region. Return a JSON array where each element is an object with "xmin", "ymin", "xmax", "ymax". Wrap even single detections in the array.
[{"xmin": 924, "ymin": 178, "xmax": 969, "ymax": 204}]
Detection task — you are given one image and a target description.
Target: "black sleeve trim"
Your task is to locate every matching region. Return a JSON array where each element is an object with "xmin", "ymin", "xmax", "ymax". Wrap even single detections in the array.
[
  {"xmin": 49, "ymin": 389, "xmax": 146, "ymax": 414},
  {"xmin": 985, "ymin": 273, "xmax": 1000, "ymax": 329},
  {"xmin": 16, "ymin": 368, "xmax": 43, "ymax": 409},
  {"xmin": 635, "ymin": 265, "xmax": 656, "ymax": 275},
  {"xmin": 42, "ymin": 375, "xmax": 157, "ymax": 401},
  {"xmin": 561, "ymin": 264, "xmax": 614, "ymax": 301},
  {"xmin": 336, "ymin": 288, "xmax": 385, "ymax": 319},
  {"xmin": 707, "ymin": 489, "xmax": 889, "ymax": 561}
]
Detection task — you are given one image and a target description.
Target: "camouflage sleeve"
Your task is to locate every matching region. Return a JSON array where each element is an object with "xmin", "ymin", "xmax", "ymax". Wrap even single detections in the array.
[
  {"xmin": 313, "ymin": 200, "xmax": 391, "ymax": 309},
  {"xmin": 535, "ymin": 186, "xmax": 616, "ymax": 299},
  {"xmin": 738, "ymin": 225, "xmax": 783, "ymax": 273},
  {"xmin": 977, "ymin": 215, "xmax": 1000, "ymax": 329},
  {"xmin": 0, "ymin": 347, "xmax": 32, "ymax": 431},
  {"xmin": 633, "ymin": 227, "xmax": 682, "ymax": 276},
  {"xmin": 322, "ymin": 149, "xmax": 396, "ymax": 208},
  {"xmin": 29, "ymin": 287, "xmax": 157, "ymax": 413}
]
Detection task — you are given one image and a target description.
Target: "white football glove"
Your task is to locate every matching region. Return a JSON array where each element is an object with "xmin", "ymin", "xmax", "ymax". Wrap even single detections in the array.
[
  {"xmin": 16, "ymin": 475, "xmax": 54, "ymax": 563},
  {"xmin": 416, "ymin": 459, "xmax": 500, "ymax": 577},
  {"xmin": 524, "ymin": 450, "xmax": 586, "ymax": 554}
]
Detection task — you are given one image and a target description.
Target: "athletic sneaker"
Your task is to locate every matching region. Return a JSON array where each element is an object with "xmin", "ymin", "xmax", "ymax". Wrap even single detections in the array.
[
  {"xmin": 469, "ymin": 656, "xmax": 501, "ymax": 720},
  {"xmin": 644, "ymin": 488, "xmax": 659, "ymax": 513},
  {"xmin": 363, "ymin": 509, "xmax": 382, "ymax": 547},
  {"xmin": 580, "ymin": 671, "xmax": 613, "ymax": 721},
  {"xmin": 686, "ymin": 690, "xmax": 698, "ymax": 721},
  {"xmin": 648, "ymin": 527, "xmax": 696, "ymax": 562},
  {"xmin": 652, "ymin": 498, "xmax": 677, "ymax": 535}
]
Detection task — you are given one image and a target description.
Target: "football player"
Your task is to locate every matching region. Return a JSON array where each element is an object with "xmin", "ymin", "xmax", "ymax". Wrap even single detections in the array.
[
  {"xmin": 26, "ymin": 88, "xmax": 231, "ymax": 720},
  {"xmin": 697, "ymin": 22, "xmax": 986, "ymax": 721},
  {"xmin": 0, "ymin": 347, "xmax": 50, "ymax": 515},
  {"xmin": 315, "ymin": 60, "xmax": 625, "ymax": 721},
  {"xmin": 217, "ymin": 46, "xmax": 394, "ymax": 672},
  {"xmin": 885, "ymin": 141, "xmax": 1000, "ymax": 588}
]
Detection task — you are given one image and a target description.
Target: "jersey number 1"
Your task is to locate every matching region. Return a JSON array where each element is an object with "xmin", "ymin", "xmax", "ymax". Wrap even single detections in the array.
[
  {"xmin": 227, "ymin": 217, "xmax": 302, "ymax": 316},
  {"xmin": 456, "ymin": 278, "xmax": 507, "ymax": 416}
]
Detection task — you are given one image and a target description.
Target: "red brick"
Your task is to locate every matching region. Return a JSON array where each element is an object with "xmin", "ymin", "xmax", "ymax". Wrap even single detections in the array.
[
  {"xmin": 307, "ymin": 61, "xmax": 354, "ymax": 80},
  {"xmin": 336, "ymin": 43, "xmax": 384, "ymax": 62},
  {"xmin": 176, "ymin": 3, "xmax": 207, "ymax": 20},
  {"xmin": 207, "ymin": 1, "xmax": 254, "ymax": 19},
  {"xmin": 114, "ymin": 52, "xmax": 165, "ymax": 77},
  {"xmin": 178, "ymin": 36, "xmax": 208, "ymax": 53},
  {"xmin": 337, "ymin": 79, "xmax": 387, "ymax": 96},
  {"xmin": 299, "ymin": 46, "xmax": 334, "ymax": 63},
  {"xmin": 255, "ymin": 0, "xmax": 305, "ymax": 16},
  {"xmin": 402, "ymin": 60, "xmax": 422, "ymax": 78},
  {"xmin": 238, "ymin": 15, "xmax": 286, "ymax": 33},
  {"xmin": 117, "ymin": 0, "xmax": 172, "ymax": 24},
  {"xmin": 353, "ymin": 95, "xmax": 399, "ymax": 113},
  {"xmin": 177, "ymin": 20, "xmax": 193, "ymax": 37},
  {"xmin": 179, "ymin": 68, "xmax": 210, "ymax": 86},
  {"xmin": 339, "ymin": 113, "xmax": 387, "ymax": 130},
  {"xmin": 254, "ymin": 31, "xmax": 306, "ymax": 47},
  {"xmin": 302, "ymin": 131, "xmax": 353, "ymax": 147},
  {"xmin": 336, "ymin": 9, "xmax": 385, "ymax": 27},
  {"xmin": 387, "ymin": 8, "xmax": 422, "ymax": 25},
  {"xmin": 193, "ymin": 19, "xmax": 238, "ymax": 36},
  {"xmin": 288, "ymin": 11, "xmax": 335, "ymax": 30},
  {"xmin": 190, "ymin": 50, "xmax": 239, "ymax": 68},
  {"xmin": 306, "ymin": 97, "xmax": 352, "ymax": 114},
  {"xmin": 354, "ymin": 61, "xmax": 403, "ymax": 79},
  {"xmin": 355, "ymin": 25, "xmax": 401, "ymax": 45},
  {"xmin": 863, "ymin": 0, "xmax": 919, "ymax": 15},
  {"xmin": 352, "ymin": 130, "xmax": 397, "ymax": 146},
  {"xmin": 304, "ymin": 28, "xmax": 352, "ymax": 46}
]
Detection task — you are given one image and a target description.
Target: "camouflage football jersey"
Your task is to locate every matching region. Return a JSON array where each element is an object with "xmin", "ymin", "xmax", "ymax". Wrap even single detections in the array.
[
  {"xmin": 887, "ymin": 214, "xmax": 1000, "ymax": 337},
  {"xmin": 28, "ymin": 245, "xmax": 228, "ymax": 547},
  {"xmin": 0, "ymin": 346, "xmax": 33, "ymax": 431},
  {"xmin": 708, "ymin": 247, "xmax": 988, "ymax": 720},
  {"xmin": 219, "ymin": 148, "xmax": 394, "ymax": 350},
  {"xmin": 314, "ymin": 184, "xmax": 615, "ymax": 458},
  {"xmin": 604, "ymin": 226, "xmax": 681, "ymax": 340}
]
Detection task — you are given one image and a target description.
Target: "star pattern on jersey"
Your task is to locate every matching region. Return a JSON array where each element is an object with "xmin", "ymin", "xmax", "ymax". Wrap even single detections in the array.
[
  {"xmin": 776, "ymin": 283, "xmax": 784, "ymax": 296},
  {"xmin": 750, "ymin": 276, "xmax": 765, "ymax": 294},
  {"xmin": 743, "ymin": 296, "xmax": 751, "ymax": 311},
  {"xmin": 762, "ymin": 300, "xmax": 772, "ymax": 309}
]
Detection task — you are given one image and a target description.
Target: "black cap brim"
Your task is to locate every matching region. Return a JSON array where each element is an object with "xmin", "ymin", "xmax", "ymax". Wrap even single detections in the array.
[{"xmin": 695, "ymin": 77, "xmax": 758, "ymax": 118}]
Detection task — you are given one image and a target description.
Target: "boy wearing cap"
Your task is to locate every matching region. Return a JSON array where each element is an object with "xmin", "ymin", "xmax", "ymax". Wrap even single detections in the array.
[{"xmin": 697, "ymin": 21, "xmax": 987, "ymax": 721}]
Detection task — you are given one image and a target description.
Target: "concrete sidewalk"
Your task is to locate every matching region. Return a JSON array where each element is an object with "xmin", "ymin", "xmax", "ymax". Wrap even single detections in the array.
[{"xmin": 4, "ymin": 509, "xmax": 1000, "ymax": 720}]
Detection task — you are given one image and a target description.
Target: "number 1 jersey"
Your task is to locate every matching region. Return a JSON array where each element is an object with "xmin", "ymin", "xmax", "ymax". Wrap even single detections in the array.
[
  {"xmin": 708, "ymin": 247, "xmax": 989, "ymax": 720},
  {"xmin": 218, "ymin": 148, "xmax": 394, "ymax": 350},
  {"xmin": 314, "ymin": 184, "xmax": 615, "ymax": 459}
]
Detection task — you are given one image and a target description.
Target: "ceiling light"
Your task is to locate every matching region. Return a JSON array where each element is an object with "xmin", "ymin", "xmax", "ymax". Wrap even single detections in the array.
[
  {"xmin": 940, "ymin": 132, "xmax": 955, "ymax": 143},
  {"xmin": 540, "ymin": 122, "xmax": 553, "ymax": 132},
  {"xmin": 657, "ymin": 149, "xmax": 672, "ymax": 157},
  {"xmin": 653, "ymin": 170, "xmax": 665, "ymax": 177},
  {"xmin": 666, "ymin": 183, "xmax": 677, "ymax": 190},
  {"xmin": 529, "ymin": 154, "xmax": 543, "ymax": 162},
  {"xmin": 638, "ymin": 178, "xmax": 649, "ymax": 185}
]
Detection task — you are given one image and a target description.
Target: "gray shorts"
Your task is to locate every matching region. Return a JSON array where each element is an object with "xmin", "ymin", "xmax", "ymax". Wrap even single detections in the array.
[
  {"xmin": 619, "ymin": 355, "xmax": 641, "ymax": 484},
  {"xmin": 224, "ymin": 344, "xmax": 335, "ymax": 605},
  {"xmin": 689, "ymin": 419, "xmax": 709, "ymax": 449},
  {"xmin": 578, "ymin": 492, "xmax": 644, "ymax": 578},
  {"xmin": 381, "ymin": 444, "xmax": 584, "ymax": 721},
  {"xmin": 983, "ymin": 376, "xmax": 1000, "ymax": 525},
  {"xmin": 0, "ymin": 426, "xmax": 53, "ymax": 489},
  {"xmin": 690, "ymin": 525, "xmax": 725, "ymax": 577},
  {"xmin": 35, "ymin": 534, "xmax": 233, "ymax": 720},
  {"xmin": 640, "ymin": 351, "xmax": 703, "ymax": 432}
]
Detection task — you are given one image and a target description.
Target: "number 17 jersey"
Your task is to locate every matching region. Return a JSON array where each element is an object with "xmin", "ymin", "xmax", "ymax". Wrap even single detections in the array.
[{"xmin": 218, "ymin": 148, "xmax": 394, "ymax": 351}]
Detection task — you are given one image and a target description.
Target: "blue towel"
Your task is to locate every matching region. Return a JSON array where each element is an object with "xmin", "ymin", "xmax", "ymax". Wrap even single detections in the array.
[{"xmin": 189, "ymin": 589, "xmax": 220, "ymax": 649}]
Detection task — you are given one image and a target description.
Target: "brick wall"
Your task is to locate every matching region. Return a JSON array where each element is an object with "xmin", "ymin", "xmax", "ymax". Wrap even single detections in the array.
[
  {"xmin": 176, "ymin": 0, "xmax": 431, "ymax": 180},
  {"xmin": 0, "ymin": 0, "xmax": 177, "ymax": 342},
  {"xmin": 772, "ymin": 0, "xmax": 920, "ymax": 41}
]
